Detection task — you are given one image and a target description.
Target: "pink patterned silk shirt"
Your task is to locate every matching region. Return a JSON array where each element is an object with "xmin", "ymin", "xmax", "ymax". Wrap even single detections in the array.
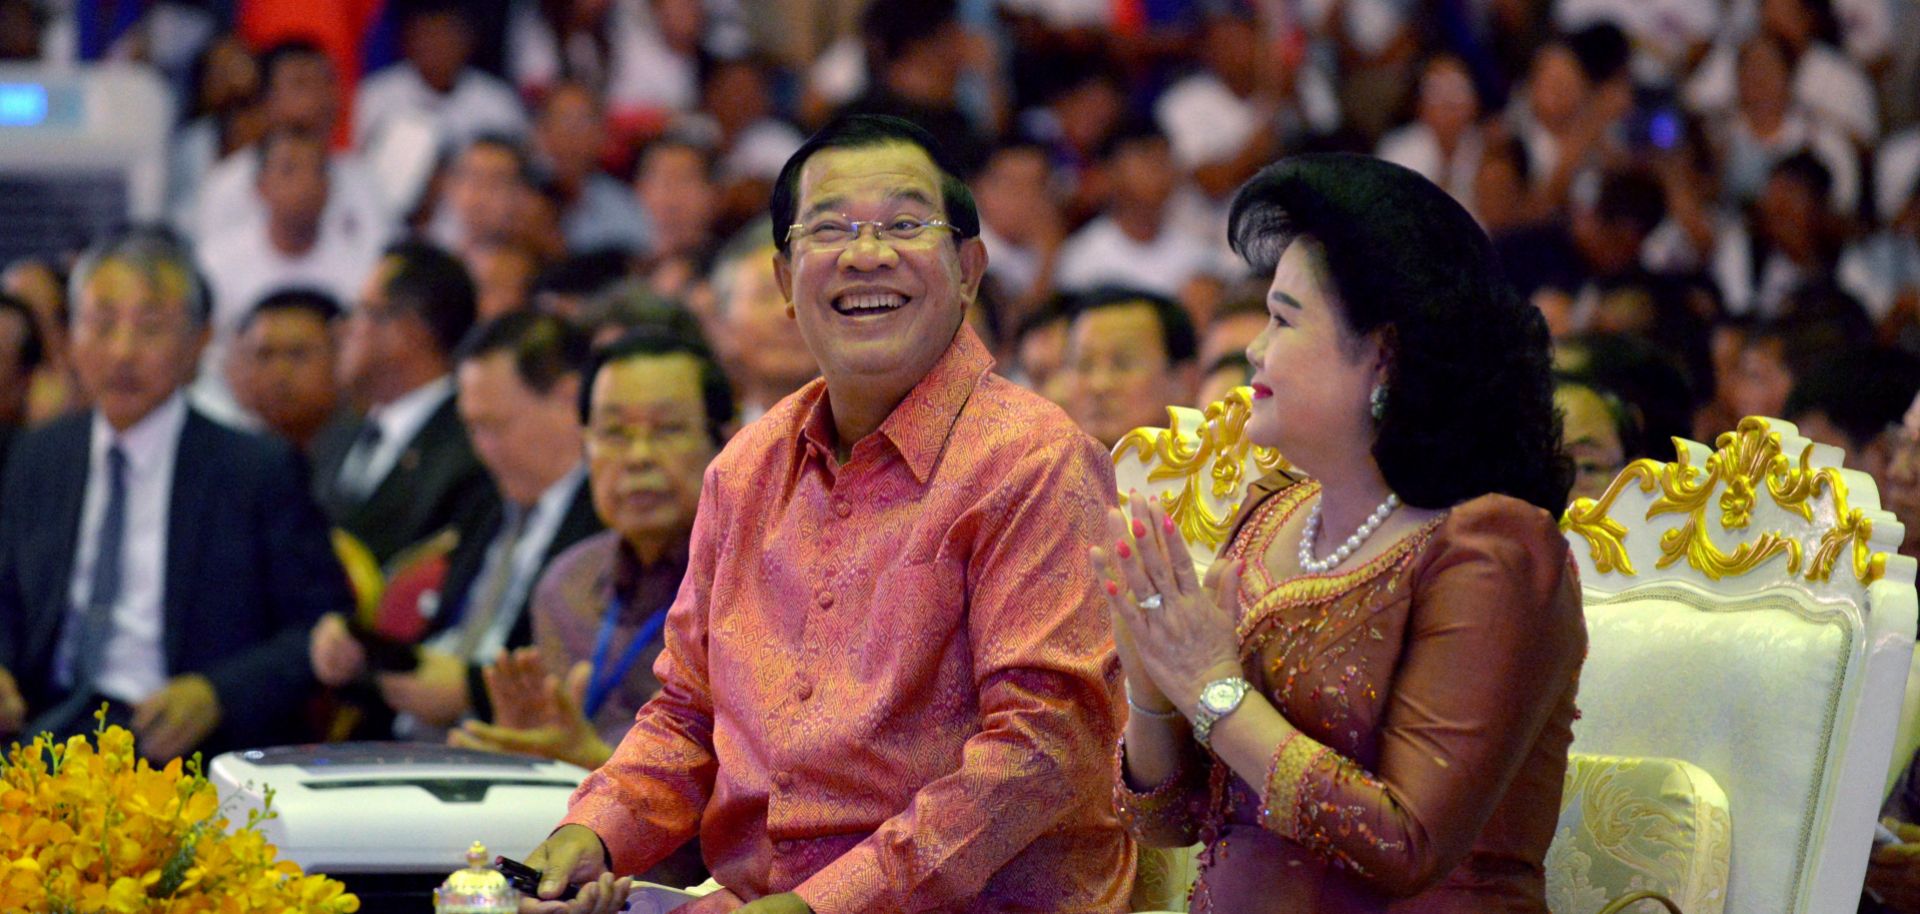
[{"xmin": 562, "ymin": 325, "xmax": 1134, "ymax": 913}]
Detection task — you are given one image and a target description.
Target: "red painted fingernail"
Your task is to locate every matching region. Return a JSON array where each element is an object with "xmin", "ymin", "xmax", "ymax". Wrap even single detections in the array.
[
  {"xmin": 1163, "ymin": 515, "xmax": 1176, "ymax": 533},
  {"xmin": 1117, "ymin": 541, "xmax": 1132, "ymax": 559},
  {"xmin": 1105, "ymin": 580, "xmax": 1120, "ymax": 596},
  {"xmin": 1131, "ymin": 519, "xmax": 1147, "ymax": 538}
]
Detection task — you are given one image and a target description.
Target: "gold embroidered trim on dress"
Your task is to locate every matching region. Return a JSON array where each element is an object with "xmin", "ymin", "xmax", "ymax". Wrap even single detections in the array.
[{"xmin": 1257, "ymin": 730, "xmax": 1324, "ymax": 840}]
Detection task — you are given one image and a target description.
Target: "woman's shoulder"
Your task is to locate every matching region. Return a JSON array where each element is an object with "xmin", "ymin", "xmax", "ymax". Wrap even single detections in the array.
[
  {"xmin": 1414, "ymin": 493, "xmax": 1578, "ymax": 616},
  {"xmin": 1434, "ymin": 492, "xmax": 1566, "ymax": 553}
]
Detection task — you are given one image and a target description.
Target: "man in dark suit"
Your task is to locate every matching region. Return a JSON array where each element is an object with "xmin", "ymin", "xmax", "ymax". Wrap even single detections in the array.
[
  {"xmin": 311, "ymin": 311, "xmax": 601, "ymax": 736},
  {"xmin": 313, "ymin": 239, "xmax": 494, "ymax": 566},
  {"xmin": 0, "ymin": 230, "xmax": 352, "ymax": 760}
]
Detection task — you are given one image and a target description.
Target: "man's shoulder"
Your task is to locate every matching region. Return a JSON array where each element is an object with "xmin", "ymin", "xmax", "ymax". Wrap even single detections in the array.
[
  {"xmin": 184, "ymin": 409, "xmax": 298, "ymax": 471},
  {"xmin": 707, "ymin": 382, "xmax": 822, "ymax": 477},
  {"xmin": 9, "ymin": 412, "xmax": 90, "ymax": 467},
  {"xmin": 957, "ymin": 375, "xmax": 1107, "ymax": 469},
  {"xmin": 540, "ymin": 529, "xmax": 620, "ymax": 592}
]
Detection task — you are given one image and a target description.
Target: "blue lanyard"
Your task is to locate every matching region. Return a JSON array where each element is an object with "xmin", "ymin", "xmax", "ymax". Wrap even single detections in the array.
[{"xmin": 584, "ymin": 596, "xmax": 669, "ymax": 720}]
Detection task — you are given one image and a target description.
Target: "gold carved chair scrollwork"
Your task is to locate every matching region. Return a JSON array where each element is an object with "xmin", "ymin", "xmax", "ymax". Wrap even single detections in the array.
[{"xmin": 1560, "ymin": 416, "xmax": 1918, "ymax": 914}]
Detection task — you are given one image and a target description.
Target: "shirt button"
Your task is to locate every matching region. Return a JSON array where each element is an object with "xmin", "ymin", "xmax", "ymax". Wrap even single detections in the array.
[
  {"xmin": 834, "ymin": 500, "xmax": 851, "ymax": 518},
  {"xmin": 776, "ymin": 839, "xmax": 796, "ymax": 854},
  {"xmin": 794, "ymin": 678, "xmax": 813, "ymax": 701},
  {"xmin": 773, "ymin": 771, "xmax": 793, "ymax": 789},
  {"xmin": 816, "ymin": 590, "xmax": 834, "ymax": 608}
]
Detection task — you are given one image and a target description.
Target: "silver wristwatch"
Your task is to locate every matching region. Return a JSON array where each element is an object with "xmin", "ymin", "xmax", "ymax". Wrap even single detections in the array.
[{"xmin": 1191, "ymin": 676, "xmax": 1252, "ymax": 749}]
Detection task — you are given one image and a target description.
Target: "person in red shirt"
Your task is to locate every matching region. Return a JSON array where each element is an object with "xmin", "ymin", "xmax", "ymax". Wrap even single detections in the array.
[{"xmin": 517, "ymin": 114, "xmax": 1133, "ymax": 914}]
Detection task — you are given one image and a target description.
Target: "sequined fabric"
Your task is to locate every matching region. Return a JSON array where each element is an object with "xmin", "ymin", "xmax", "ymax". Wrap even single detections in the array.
[
  {"xmin": 1114, "ymin": 476, "xmax": 1586, "ymax": 914},
  {"xmin": 563, "ymin": 326, "xmax": 1134, "ymax": 914}
]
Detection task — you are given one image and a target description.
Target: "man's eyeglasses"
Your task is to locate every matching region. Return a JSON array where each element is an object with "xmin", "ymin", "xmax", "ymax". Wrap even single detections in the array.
[{"xmin": 786, "ymin": 216, "xmax": 955, "ymax": 251}]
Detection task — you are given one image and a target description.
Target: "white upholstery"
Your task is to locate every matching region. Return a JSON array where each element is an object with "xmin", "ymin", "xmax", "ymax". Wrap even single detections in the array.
[
  {"xmin": 1547, "ymin": 753, "xmax": 1732, "ymax": 914},
  {"xmin": 1562, "ymin": 417, "xmax": 1918, "ymax": 914}
]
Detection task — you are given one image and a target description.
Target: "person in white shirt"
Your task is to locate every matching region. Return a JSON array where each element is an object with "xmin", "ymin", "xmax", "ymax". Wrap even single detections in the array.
[
  {"xmin": 533, "ymin": 82, "xmax": 650, "ymax": 255},
  {"xmin": 354, "ymin": 2, "xmax": 530, "ymax": 155},
  {"xmin": 1376, "ymin": 54, "xmax": 1485, "ymax": 208},
  {"xmin": 189, "ymin": 41, "xmax": 396, "ymax": 249},
  {"xmin": 431, "ymin": 135, "xmax": 542, "ymax": 258},
  {"xmin": 1055, "ymin": 125, "xmax": 1227, "ymax": 308},
  {"xmin": 0, "ymin": 229, "xmax": 349, "ymax": 761},
  {"xmin": 193, "ymin": 128, "xmax": 386, "ymax": 427},
  {"xmin": 1712, "ymin": 35, "xmax": 1859, "ymax": 213}
]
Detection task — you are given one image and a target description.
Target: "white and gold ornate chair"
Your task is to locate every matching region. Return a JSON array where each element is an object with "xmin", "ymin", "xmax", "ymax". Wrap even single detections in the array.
[
  {"xmin": 1561, "ymin": 416, "xmax": 1918, "ymax": 914},
  {"xmin": 1111, "ymin": 388, "xmax": 1290, "ymax": 574}
]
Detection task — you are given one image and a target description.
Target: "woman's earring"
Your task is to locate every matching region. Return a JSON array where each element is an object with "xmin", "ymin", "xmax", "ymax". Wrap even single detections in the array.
[{"xmin": 1369, "ymin": 383, "xmax": 1389, "ymax": 421}]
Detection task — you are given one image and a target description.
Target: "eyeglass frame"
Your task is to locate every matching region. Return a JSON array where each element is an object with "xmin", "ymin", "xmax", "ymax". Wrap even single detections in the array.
[{"xmin": 784, "ymin": 215, "xmax": 959, "ymax": 250}]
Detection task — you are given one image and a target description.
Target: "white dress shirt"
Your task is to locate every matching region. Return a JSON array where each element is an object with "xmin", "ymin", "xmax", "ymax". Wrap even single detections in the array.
[
  {"xmin": 340, "ymin": 376, "xmax": 456, "ymax": 498},
  {"xmin": 61, "ymin": 395, "xmax": 190, "ymax": 704},
  {"xmin": 354, "ymin": 63, "xmax": 529, "ymax": 153},
  {"xmin": 438, "ymin": 464, "xmax": 588, "ymax": 664}
]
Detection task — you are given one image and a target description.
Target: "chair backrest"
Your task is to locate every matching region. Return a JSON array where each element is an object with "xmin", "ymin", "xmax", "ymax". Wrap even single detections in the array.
[
  {"xmin": 1548, "ymin": 753, "xmax": 1732, "ymax": 914},
  {"xmin": 1110, "ymin": 387, "xmax": 1289, "ymax": 572},
  {"xmin": 1561, "ymin": 416, "xmax": 1917, "ymax": 914}
]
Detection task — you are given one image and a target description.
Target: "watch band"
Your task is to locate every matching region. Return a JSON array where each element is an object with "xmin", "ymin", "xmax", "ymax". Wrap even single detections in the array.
[{"xmin": 1191, "ymin": 676, "xmax": 1252, "ymax": 749}]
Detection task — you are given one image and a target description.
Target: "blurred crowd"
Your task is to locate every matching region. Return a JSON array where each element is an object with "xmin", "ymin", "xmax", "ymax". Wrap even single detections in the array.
[{"xmin": 3, "ymin": 0, "xmax": 1920, "ymax": 759}]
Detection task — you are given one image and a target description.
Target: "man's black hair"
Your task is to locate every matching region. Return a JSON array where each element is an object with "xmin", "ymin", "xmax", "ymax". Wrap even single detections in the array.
[
  {"xmin": 1070, "ymin": 286, "xmax": 1198, "ymax": 366},
  {"xmin": 579, "ymin": 325, "xmax": 736, "ymax": 446},
  {"xmin": 454, "ymin": 310, "xmax": 590, "ymax": 394},
  {"xmin": 769, "ymin": 114, "xmax": 980, "ymax": 258},
  {"xmin": 379, "ymin": 238, "xmax": 478, "ymax": 356},
  {"xmin": 239, "ymin": 287, "xmax": 344, "ymax": 333}
]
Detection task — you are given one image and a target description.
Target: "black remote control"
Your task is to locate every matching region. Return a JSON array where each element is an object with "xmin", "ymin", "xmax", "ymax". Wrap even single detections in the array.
[{"xmin": 493, "ymin": 855, "xmax": 581, "ymax": 901}]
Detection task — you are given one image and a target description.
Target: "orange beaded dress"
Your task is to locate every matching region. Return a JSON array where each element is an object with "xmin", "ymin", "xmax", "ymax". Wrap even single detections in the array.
[{"xmin": 1116, "ymin": 475, "xmax": 1586, "ymax": 913}]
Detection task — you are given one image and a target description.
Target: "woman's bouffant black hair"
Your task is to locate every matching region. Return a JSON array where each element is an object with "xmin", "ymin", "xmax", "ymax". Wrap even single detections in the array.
[{"xmin": 1227, "ymin": 153, "xmax": 1572, "ymax": 513}]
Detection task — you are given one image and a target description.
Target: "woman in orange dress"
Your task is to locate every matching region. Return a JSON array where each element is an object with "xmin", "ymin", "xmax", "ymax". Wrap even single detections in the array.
[{"xmin": 1096, "ymin": 153, "xmax": 1585, "ymax": 913}]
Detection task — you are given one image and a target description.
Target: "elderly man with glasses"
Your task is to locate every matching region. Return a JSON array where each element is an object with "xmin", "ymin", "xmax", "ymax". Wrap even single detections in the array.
[{"xmin": 514, "ymin": 115, "xmax": 1133, "ymax": 914}]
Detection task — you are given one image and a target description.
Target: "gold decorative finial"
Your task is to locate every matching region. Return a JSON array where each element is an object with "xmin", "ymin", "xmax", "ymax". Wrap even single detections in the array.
[{"xmin": 435, "ymin": 841, "xmax": 518, "ymax": 913}]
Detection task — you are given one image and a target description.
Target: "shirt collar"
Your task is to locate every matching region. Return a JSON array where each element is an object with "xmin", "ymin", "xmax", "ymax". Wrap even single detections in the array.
[
  {"xmin": 91, "ymin": 392, "xmax": 189, "ymax": 474},
  {"xmin": 795, "ymin": 324, "xmax": 993, "ymax": 485},
  {"xmin": 371, "ymin": 375, "xmax": 454, "ymax": 443}
]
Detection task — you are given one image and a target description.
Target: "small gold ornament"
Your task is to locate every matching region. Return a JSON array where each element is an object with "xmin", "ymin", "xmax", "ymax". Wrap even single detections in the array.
[{"xmin": 435, "ymin": 842, "xmax": 520, "ymax": 914}]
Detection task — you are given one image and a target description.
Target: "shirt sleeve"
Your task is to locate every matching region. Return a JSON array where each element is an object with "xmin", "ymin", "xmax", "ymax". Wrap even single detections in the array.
[
  {"xmin": 792, "ymin": 433, "xmax": 1128, "ymax": 914},
  {"xmin": 1253, "ymin": 501, "xmax": 1585, "ymax": 897},
  {"xmin": 559, "ymin": 464, "xmax": 727, "ymax": 876}
]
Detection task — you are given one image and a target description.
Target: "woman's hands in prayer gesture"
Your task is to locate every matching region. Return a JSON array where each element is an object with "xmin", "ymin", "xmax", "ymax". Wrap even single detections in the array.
[{"xmin": 1090, "ymin": 491, "xmax": 1246, "ymax": 716}]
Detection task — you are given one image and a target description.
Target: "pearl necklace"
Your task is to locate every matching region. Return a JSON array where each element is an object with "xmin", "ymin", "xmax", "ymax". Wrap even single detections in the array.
[{"xmin": 1297, "ymin": 492, "xmax": 1402, "ymax": 574}]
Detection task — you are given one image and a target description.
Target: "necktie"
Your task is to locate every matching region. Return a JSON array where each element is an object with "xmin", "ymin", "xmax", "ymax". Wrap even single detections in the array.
[
  {"xmin": 453, "ymin": 505, "xmax": 529, "ymax": 663},
  {"xmin": 32, "ymin": 445, "xmax": 129, "ymax": 734},
  {"xmin": 337, "ymin": 420, "xmax": 384, "ymax": 501}
]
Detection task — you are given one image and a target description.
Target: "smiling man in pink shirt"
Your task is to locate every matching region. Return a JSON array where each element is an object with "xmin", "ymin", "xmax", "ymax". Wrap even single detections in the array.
[{"xmin": 518, "ymin": 115, "xmax": 1133, "ymax": 914}]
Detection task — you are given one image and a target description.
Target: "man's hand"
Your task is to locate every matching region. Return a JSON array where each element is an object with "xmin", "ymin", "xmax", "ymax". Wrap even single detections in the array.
[
  {"xmin": 518, "ymin": 824, "xmax": 625, "ymax": 914},
  {"xmin": 733, "ymin": 893, "xmax": 811, "ymax": 914},
  {"xmin": 376, "ymin": 648, "xmax": 472, "ymax": 726},
  {"xmin": 133, "ymin": 674, "xmax": 221, "ymax": 761},
  {"xmin": 1869, "ymin": 820, "xmax": 1920, "ymax": 912},
  {"xmin": 0, "ymin": 665, "xmax": 26, "ymax": 736},
  {"xmin": 449, "ymin": 652, "xmax": 613, "ymax": 770},
  {"xmin": 309, "ymin": 613, "xmax": 367, "ymax": 687}
]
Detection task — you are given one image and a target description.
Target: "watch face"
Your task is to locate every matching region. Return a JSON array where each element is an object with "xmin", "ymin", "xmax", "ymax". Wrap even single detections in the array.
[{"xmin": 1203, "ymin": 681, "xmax": 1237, "ymax": 711}]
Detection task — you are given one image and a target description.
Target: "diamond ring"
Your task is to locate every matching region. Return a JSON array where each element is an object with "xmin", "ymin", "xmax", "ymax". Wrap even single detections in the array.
[{"xmin": 1137, "ymin": 593, "xmax": 1164, "ymax": 611}]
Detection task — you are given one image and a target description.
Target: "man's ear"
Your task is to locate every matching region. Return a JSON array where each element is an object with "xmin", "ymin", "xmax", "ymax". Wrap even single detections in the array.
[
  {"xmin": 772, "ymin": 252, "xmax": 795, "ymax": 319},
  {"xmin": 958, "ymin": 236, "xmax": 988, "ymax": 304}
]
